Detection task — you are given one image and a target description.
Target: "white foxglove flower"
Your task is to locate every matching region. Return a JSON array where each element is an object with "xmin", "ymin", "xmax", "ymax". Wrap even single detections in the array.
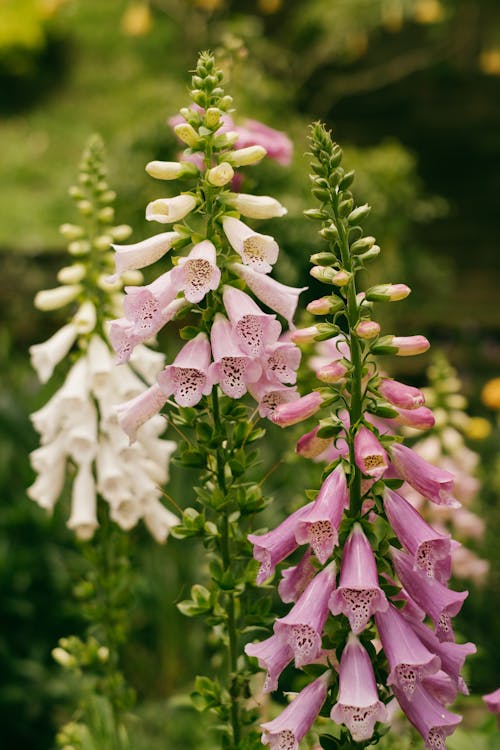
[
  {"xmin": 73, "ymin": 300, "xmax": 97, "ymax": 333},
  {"xmin": 143, "ymin": 498, "xmax": 179, "ymax": 543},
  {"xmin": 67, "ymin": 462, "xmax": 98, "ymax": 540},
  {"xmin": 29, "ymin": 323, "xmax": 79, "ymax": 383},
  {"xmin": 145, "ymin": 195, "xmax": 196, "ymax": 224},
  {"xmin": 228, "ymin": 194, "xmax": 287, "ymax": 220},
  {"xmin": 27, "ymin": 461, "xmax": 66, "ymax": 511},
  {"xmin": 87, "ymin": 335, "xmax": 114, "ymax": 395},
  {"xmin": 34, "ymin": 285, "xmax": 82, "ymax": 311}
]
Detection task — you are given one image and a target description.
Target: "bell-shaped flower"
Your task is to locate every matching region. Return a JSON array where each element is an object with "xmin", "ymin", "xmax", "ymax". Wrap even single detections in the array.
[
  {"xmin": 66, "ymin": 402, "xmax": 99, "ymax": 464},
  {"xmin": 109, "ymin": 496, "xmax": 143, "ymax": 531},
  {"xmin": 330, "ymin": 634, "xmax": 388, "ymax": 742},
  {"xmin": 272, "ymin": 392, "xmax": 323, "ymax": 428},
  {"xmin": 294, "ymin": 464, "xmax": 349, "ymax": 564},
  {"xmin": 248, "ymin": 376, "xmax": 300, "ymax": 419},
  {"xmin": 248, "ymin": 502, "xmax": 314, "ymax": 584},
  {"xmin": 392, "ymin": 548, "xmax": 468, "ymax": 642},
  {"xmin": 115, "ymin": 383, "xmax": 168, "ymax": 443},
  {"xmin": 170, "ymin": 240, "xmax": 221, "ymax": 303},
  {"xmin": 67, "ymin": 462, "xmax": 98, "ymax": 540},
  {"xmin": 236, "ymin": 118, "xmax": 293, "ymax": 166},
  {"xmin": 384, "ymin": 489, "xmax": 452, "ymax": 583},
  {"xmin": 390, "ymin": 406, "xmax": 435, "ymax": 431},
  {"xmin": 123, "ymin": 270, "xmax": 178, "ymax": 335},
  {"xmin": 274, "ymin": 562, "xmax": 336, "ymax": 667},
  {"xmin": 231, "ymin": 262, "xmax": 307, "ymax": 329},
  {"xmin": 227, "ymin": 193, "xmax": 287, "ymax": 220},
  {"xmin": 143, "ymin": 498, "xmax": 179, "ymax": 544},
  {"xmin": 223, "ymin": 217, "xmax": 279, "ymax": 273},
  {"xmin": 393, "ymin": 681, "xmax": 461, "ymax": 750},
  {"xmin": 128, "ymin": 343, "xmax": 165, "ymax": 383},
  {"xmin": 483, "ymin": 688, "xmax": 500, "ymax": 727},
  {"xmin": 379, "ymin": 379, "xmax": 425, "ymax": 410},
  {"xmin": 390, "ymin": 443, "xmax": 459, "ymax": 508},
  {"xmin": 96, "ymin": 440, "xmax": 130, "ymax": 504},
  {"xmin": 223, "ymin": 285, "xmax": 281, "ymax": 356},
  {"xmin": 405, "ymin": 616, "xmax": 476, "ymax": 694},
  {"xmin": 245, "ymin": 633, "xmax": 293, "ymax": 693},
  {"xmin": 109, "ymin": 231, "xmax": 181, "ymax": 279},
  {"xmin": 375, "ymin": 603, "xmax": 440, "ymax": 699},
  {"xmin": 27, "ymin": 458, "xmax": 66, "ymax": 511},
  {"xmin": 261, "ymin": 340, "xmax": 301, "ymax": 385},
  {"xmin": 260, "ymin": 671, "xmax": 330, "ymax": 750},
  {"xmin": 296, "ymin": 427, "xmax": 332, "ymax": 459},
  {"xmin": 208, "ymin": 314, "xmax": 262, "ymax": 398},
  {"xmin": 87, "ymin": 335, "xmax": 113, "ymax": 395},
  {"xmin": 354, "ymin": 425, "xmax": 388, "ymax": 480},
  {"xmin": 157, "ymin": 333, "xmax": 212, "ymax": 407},
  {"xmin": 58, "ymin": 356, "xmax": 90, "ymax": 412},
  {"xmin": 278, "ymin": 549, "xmax": 317, "ymax": 603},
  {"xmin": 110, "ymin": 297, "xmax": 187, "ymax": 363},
  {"xmin": 145, "ymin": 194, "xmax": 196, "ymax": 223},
  {"xmin": 329, "ymin": 524, "xmax": 388, "ymax": 633},
  {"xmin": 29, "ymin": 323, "xmax": 79, "ymax": 384},
  {"xmin": 423, "ymin": 671, "xmax": 459, "ymax": 706}
]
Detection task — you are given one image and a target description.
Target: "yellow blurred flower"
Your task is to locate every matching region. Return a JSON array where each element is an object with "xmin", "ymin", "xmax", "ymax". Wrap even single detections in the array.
[
  {"xmin": 465, "ymin": 417, "xmax": 492, "ymax": 441},
  {"xmin": 413, "ymin": 0, "xmax": 444, "ymax": 24},
  {"xmin": 194, "ymin": 0, "xmax": 224, "ymax": 11},
  {"xmin": 481, "ymin": 377, "xmax": 500, "ymax": 410},
  {"xmin": 121, "ymin": 2, "xmax": 152, "ymax": 37},
  {"xmin": 479, "ymin": 49, "xmax": 500, "ymax": 76},
  {"xmin": 258, "ymin": 0, "xmax": 282, "ymax": 13}
]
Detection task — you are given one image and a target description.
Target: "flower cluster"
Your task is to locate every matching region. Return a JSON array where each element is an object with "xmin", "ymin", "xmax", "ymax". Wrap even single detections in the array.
[
  {"xmin": 245, "ymin": 125, "xmax": 475, "ymax": 750},
  {"xmin": 29, "ymin": 135, "xmax": 177, "ymax": 541},
  {"xmin": 110, "ymin": 52, "xmax": 304, "ymax": 435}
]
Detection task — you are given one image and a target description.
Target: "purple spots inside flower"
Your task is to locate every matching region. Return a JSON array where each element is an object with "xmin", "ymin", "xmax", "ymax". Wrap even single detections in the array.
[
  {"xmin": 307, "ymin": 521, "xmax": 335, "ymax": 564},
  {"xmin": 219, "ymin": 357, "xmax": 248, "ymax": 398},
  {"xmin": 171, "ymin": 367, "xmax": 207, "ymax": 407},
  {"xmin": 396, "ymin": 664, "xmax": 420, "ymax": 696},
  {"xmin": 289, "ymin": 624, "xmax": 321, "ymax": 666},
  {"xmin": 243, "ymin": 237, "xmax": 266, "ymax": 267},
  {"xmin": 267, "ymin": 350, "xmax": 294, "ymax": 383},
  {"xmin": 416, "ymin": 542, "xmax": 438, "ymax": 578},
  {"xmin": 184, "ymin": 259, "xmax": 214, "ymax": 300},
  {"xmin": 341, "ymin": 589, "xmax": 378, "ymax": 633},
  {"xmin": 437, "ymin": 612, "xmax": 452, "ymax": 640},
  {"xmin": 335, "ymin": 704, "xmax": 378, "ymax": 742},
  {"xmin": 256, "ymin": 553, "xmax": 272, "ymax": 584},
  {"xmin": 363, "ymin": 454, "xmax": 386, "ymax": 472},
  {"xmin": 236, "ymin": 315, "xmax": 265, "ymax": 355},
  {"xmin": 261, "ymin": 390, "xmax": 287, "ymax": 417},
  {"xmin": 427, "ymin": 728, "xmax": 446, "ymax": 750},
  {"xmin": 268, "ymin": 729, "xmax": 296, "ymax": 750}
]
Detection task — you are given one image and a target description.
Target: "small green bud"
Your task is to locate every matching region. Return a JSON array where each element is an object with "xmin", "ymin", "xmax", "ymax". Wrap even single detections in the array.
[
  {"xmin": 304, "ymin": 208, "xmax": 327, "ymax": 221},
  {"xmin": 348, "ymin": 203, "xmax": 371, "ymax": 224},
  {"xmin": 368, "ymin": 402, "xmax": 400, "ymax": 419},
  {"xmin": 339, "ymin": 197, "xmax": 354, "ymax": 216},
  {"xmin": 59, "ymin": 223, "xmax": 85, "ymax": 240},
  {"xmin": 98, "ymin": 190, "xmax": 116, "ymax": 203},
  {"xmin": 350, "ymin": 235, "xmax": 376, "ymax": 254},
  {"xmin": 110, "ymin": 224, "xmax": 133, "ymax": 241},
  {"xmin": 68, "ymin": 240, "xmax": 91, "ymax": 256},
  {"xmin": 68, "ymin": 186, "xmax": 84, "ymax": 200},
  {"xmin": 213, "ymin": 131, "xmax": 239, "ymax": 149},
  {"xmin": 312, "ymin": 187, "xmax": 330, "ymax": 202},
  {"xmin": 310, "ymin": 266, "xmax": 336, "ymax": 283},
  {"xmin": 93, "ymin": 234, "xmax": 112, "ymax": 251},
  {"xmin": 77, "ymin": 200, "xmax": 92, "ymax": 216},
  {"xmin": 357, "ymin": 245, "xmax": 381, "ymax": 263},
  {"xmin": 310, "ymin": 252, "xmax": 336, "ymax": 266},
  {"xmin": 219, "ymin": 95, "xmax": 233, "ymax": 110},
  {"xmin": 319, "ymin": 223, "xmax": 339, "ymax": 240},
  {"xmin": 98, "ymin": 206, "xmax": 114, "ymax": 223},
  {"xmin": 205, "ymin": 107, "xmax": 221, "ymax": 128},
  {"xmin": 339, "ymin": 169, "xmax": 355, "ymax": 189}
]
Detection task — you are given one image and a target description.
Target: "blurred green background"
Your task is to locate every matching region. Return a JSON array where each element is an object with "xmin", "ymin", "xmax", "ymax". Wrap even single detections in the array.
[{"xmin": 1, "ymin": 0, "xmax": 500, "ymax": 747}]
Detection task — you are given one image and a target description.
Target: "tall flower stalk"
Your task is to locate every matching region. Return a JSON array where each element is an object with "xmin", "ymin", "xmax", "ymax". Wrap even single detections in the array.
[
  {"xmin": 246, "ymin": 124, "xmax": 475, "ymax": 750},
  {"xmin": 109, "ymin": 52, "xmax": 303, "ymax": 748}
]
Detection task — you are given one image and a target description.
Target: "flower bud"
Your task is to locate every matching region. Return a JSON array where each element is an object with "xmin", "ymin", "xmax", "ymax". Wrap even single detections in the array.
[
  {"xmin": 73, "ymin": 301, "xmax": 96, "ymax": 333},
  {"xmin": 174, "ymin": 122, "xmax": 200, "ymax": 148},
  {"xmin": 310, "ymin": 266, "xmax": 336, "ymax": 283},
  {"xmin": 350, "ymin": 235, "xmax": 376, "ymax": 254},
  {"xmin": 93, "ymin": 234, "xmax": 112, "ymax": 251},
  {"xmin": 310, "ymin": 251, "xmax": 336, "ymax": 266},
  {"xmin": 59, "ymin": 223, "xmax": 85, "ymax": 240},
  {"xmin": 110, "ymin": 224, "xmax": 133, "ymax": 241},
  {"xmin": 272, "ymin": 392, "xmax": 324, "ymax": 427},
  {"xmin": 316, "ymin": 360, "xmax": 348, "ymax": 383},
  {"xmin": 226, "ymin": 145, "xmax": 267, "ymax": 167},
  {"xmin": 291, "ymin": 326, "xmax": 321, "ymax": 344},
  {"xmin": 219, "ymin": 95, "xmax": 233, "ymax": 110},
  {"xmin": 331, "ymin": 270, "xmax": 352, "ymax": 286},
  {"xmin": 77, "ymin": 200, "xmax": 92, "ymax": 216},
  {"xmin": 98, "ymin": 207, "xmax": 114, "ymax": 223},
  {"xmin": 306, "ymin": 296, "xmax": 343, "ymax": 315},
  {"xmin": 227, "ymin": 193, "xmax": 287, "ymax": 219},
  {"xmin": 357, "ymin": 245, "xmax": 381, "ymax": 263},
  {"xmin": 52, "ymin": 647, "xmax": 77, "ymax": 668},
  {"xmin": 146, "ymin": 160, "xmax": 198, "ymax": 180},
  {"xmin": 319, "ymin": 223, "xmax": 339, "ymax": 240},
  {"xmin": 304, "ymin": 208, "xmax": 326, "ymax": 220},
  {"xmin": 205, "ymin": 107, "xmax": 221, "ymax": 128},
  {"xmin": 355, "ymin": 320, "xmax": 381, "ymax": 339},
  {"xmin": 34, "ymin": 285, "xmax": 82, "ymax": 311},
  {"xmin": 213, "ymin": 131, "xmax": 239, "ymax": 149},
  {"xmin": 348, "ymin": 203, "xmax": 371, "ymax": 224},
  {"xmin": 373, "ymin": 335, "xmax": 430, "ymax": 356},
  {"xmin": 97, "ymin": 274, "xmax": 121, "ymax": 292},
  {"xmin": 57, "ymin": 265, "xmax": 86, "ymax": 284},
  {"xmin": 366, "ymin": 283, "xmax": 411, "ymax": 302},
  {"xmin": 68, "ymin": 240, "xmax": 91, "ymax": 256},
  {"xmin": 207, "ymin": 161, "xmax": 234, "ymax": 186}
]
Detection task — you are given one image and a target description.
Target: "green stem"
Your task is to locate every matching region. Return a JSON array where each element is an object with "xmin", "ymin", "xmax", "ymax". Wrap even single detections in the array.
[
  {"xmin": 211, "ymin": 389, "xmax": 241, "ymax": 748},
  {"xmin": 334, "ymin": 196, "xmax": 363, "ymax": 517}
]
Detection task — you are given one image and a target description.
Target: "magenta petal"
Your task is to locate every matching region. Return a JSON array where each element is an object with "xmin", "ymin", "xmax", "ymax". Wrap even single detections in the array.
[
  {"xmin": 209, "ymin": 314, "xmax": 261, "ymax": 398},
  {"xmin": 483, "ymin": 688, "xmax": 500, "ymax": 727},
  {"xmin": 295, "ymin": 465, "xmax": 348, "ymax": 564},
  {"xmin": 329, "ymin": 524, "xmax": 388, "ymax": 633},
  {"xmin": 244, "ymin": 633, "xmax": 293, "ymax": 693},
  {"xmin": 392, "ymin": 548, "xmax": 468, "ymax": 641},
  {"xmin": 375, "ymin": 603, "xmax": 440, "ymax": 699},
  {"xmin": 391, "ymin": 443, "xmax": 459, "ymax": 507},
  {"xmin": 157, "ymin": 333, "xmax": 212, "ymax": 407},
  {"xmin": 393, "ymin": 681, "xmax": 461, "ymax": 749},
  {"xmin": 423, "ymin": 671, "xmax": 459, "ymax": 706},
  {"xmin": 274, "ymin": 562, "xmax": 336, "ymax": 667},
  {"xmin": 223, "ymin": 285, "xmax": 281, "ymax": 355},
  {"xmin": 354, "ymin": 426, "xmax": 389, "ymax": 479},
  {"xmin": 379, "ymin": 379, "xmax": 425, "ymax": 410},
  {"xmin": 278, "ymin": 549, "xmax": 317, "ymax": 603},
  {"xmin": 231, "ymin": 262, "xmax": 307, "ymax": 330},
  {"xmin": 384, "ymin": 489, "xmax": 452, "ymax": 583},
  {"xmin": 272, "ymin": 391, "xmax": 323, "ymax": 428},
  {"xmin": 248, "ymin": 502, "xmax": 314, "ymax": 584},
  {"xmin": 261, "ymin": 672, "xmax": 330, "ymax": 749},
  {"xmin": 330, "ymin": 634, "xmax": 388, "ymax": 742},
  {"xmin": 170, "ymin": 240, "xmax": 221, "ymax": 303},
  {"xmin": 248, "ymin": 376, "xmax": 300, "ymax": 419},
  {"xmin": 262, "ymin": 340, "xmax": 301, "ymax": 385}
]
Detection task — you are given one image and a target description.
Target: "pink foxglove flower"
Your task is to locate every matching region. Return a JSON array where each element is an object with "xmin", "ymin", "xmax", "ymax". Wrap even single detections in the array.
[
  {"xmin": 222, "ymin": 217, "xmax": 279, "ymax": 273},
  {"xmin": 109, "ymin": 231, "xmax": 181, "ymax": 279},
  {"xmin": 208, "ymin": 314, "xmax": 262, "ymax": 398},
  {"xmin": 384, "ymin": 489, "xmax": 452, "ymax": 583},
  {"xmin": 278, "ymin": 549, "xmax": 317, "ymax": 603},
  {"xmin": 390, "ymin": 406, "xmax": 435, "ymax": 430},
  {"xmin": 390, "ymin": 335, "xmax": 430, "ymax": 356},
  {"xmin": 145, "ymin": 194, "xmax": 196, "ymax": 223},
  {"xmin": 157, "ymin": 332, "xmax": 212, "ymax": 407},
  {"xmin": 294, "ymin": 464, "xmax": 349, "ymax": 564},
  {"xmin": 123, "ymin": 270, "xmax": 178, "ymax": 335},
  {"xmin": 353, "ymin": 425, "xmax": 388, "ymax": 480},
  {"xmin": 260, "ymin": 672, "xmax": 330, "ymax": 750},
  {"xmin": 316, "ymin": 360, "xmax": 348, "ymax": 383},
  {"xmin": 223, "ymin": 285, "xmax": 281, "ymax": 356},
  {"xmin": 274, "ymin": 562, "xmax": 336, "ymax": 667},
  {"xmin": 236, "ymin": 118, "xmax": 293, "ymax": 166},
  {"xmin": 244, "ymin": 633, "xmax": 293, "ymax": 693},
  {"xmin": 392, "ymin": 547, "xmax": 468, "ymax": 642},
  {"xmin": 296, "ymin": 427, "xmax": 332, "ymax": 459},
  {"xmin": 483, "ymin": 688, "xmax": 500, "ymax": 727},
  {"xmin": 391, "ymin": 443, "xmax": 460, "ymax": 507},
  {"xmin": 114, "ymin": 383, "xmax": 168, "ymax": 443},
  {"xmin": 375, "ymin": 603, "xmax": 440, "ymax": 698},
  {"xmin": 379, "ymin": 378, "xmax": 425, "ymax": 410},
  {"xmin": 330, "ymin": 634, "xmax": 388, "ymax": 742},
  {"xmin": 329, "ymin": 524, "xmax": 388, "ymax": 633},
  {"xmin": 170, "ymin": 240, "xmax": 221, "ymax": 303},
  {"xmin": 272, "ymin": 391, "xmax": 323, "ymax": 427},
  {"xmin": 231, "ymin": 262, "xmax": 307, "ymax": 329},
  {"xmin": 406, "ymin": 616, "xmax": 476, "ymax": 694},
  {"xmin": 248, "ymin": 503, "xmax": 313, "ymax": 584},
  {"xmin": 248, "ymin": 376, "xmax": 299, "ymax": 419},
  {"xmin": 393, "ymin": 681, "xmax": 461, "ymax": 750},
  {"xmin": 261, "ymin": 340, "xmax": 301, "ymax": 385},
  {"xmin": 423, "ymin": 671, "xmax": 459, "ymax": 706}
]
